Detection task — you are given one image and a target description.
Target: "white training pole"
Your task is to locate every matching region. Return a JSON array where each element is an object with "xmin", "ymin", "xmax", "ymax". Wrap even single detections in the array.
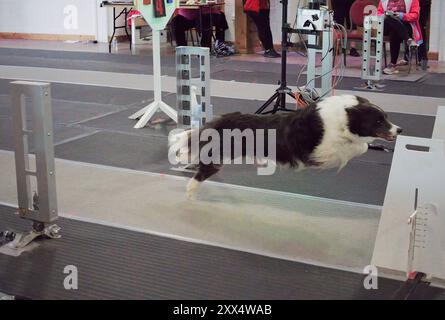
[
  {"xmin": 152, "ymin": 29, "xmax": 162, "ymax": 103},
  {"xmin": 129, "ymin": 29, "xmax": 177, "ymax": 129}
]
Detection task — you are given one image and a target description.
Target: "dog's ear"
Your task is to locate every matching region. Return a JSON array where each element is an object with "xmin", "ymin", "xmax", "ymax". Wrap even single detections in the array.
[
  {"xmin": 345, "ymin": 107, "xmax": 362, "ymax": 136},
  {"xmin": 354, "ymin": 96, "xmax": 370, "ymax": 106}
]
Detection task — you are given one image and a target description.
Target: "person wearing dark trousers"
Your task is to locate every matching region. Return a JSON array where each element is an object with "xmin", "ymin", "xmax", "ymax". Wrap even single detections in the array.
[
  {"xmin": 384, "ymin": 16, "xmax": 413, "ymax": 70},
  {"xmin": 331, "ymin": 0, "xmax": 359, "ymax": 56},
  {"xmin": 378, "ymin": 0, "xmax": 423, "ymax": 75},
  {"xmin": 244, "ymin": 0, "xmax": 280, "ymax": 58},
  {"xmin": 418, "ymin": 0, "xmax": 431, "ymax": 69},
  {"xmin": 172, "ymin": 9, "xmax": 228, "ymax": 48}
]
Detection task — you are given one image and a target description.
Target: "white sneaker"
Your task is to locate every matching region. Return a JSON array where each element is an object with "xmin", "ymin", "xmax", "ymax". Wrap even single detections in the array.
[
  {"xmin": 383, "ymin": 64, "xmax": 399, "ymax": 75},
  {"xmin": 397, "ymin": 59, "xmax": 408, "ymax": 66}
]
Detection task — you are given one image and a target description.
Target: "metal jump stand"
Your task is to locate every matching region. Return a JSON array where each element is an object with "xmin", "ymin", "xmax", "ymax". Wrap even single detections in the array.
[
  {"xmin": 372, "ymin": 107, "xmax": 445, "ymax": 290},
  {"xmin": 171, "ymin": 46, "xmax": 213, "ymax": 173},
  {"xmin": 129, "ymin": 29, "xmax": 178, "ymax": 128},
  {"xmin": 176, "ymin": 46, "xmax": 213, "ymax": 129},
  {"xmin": 255, "ymin": 0, "xmax": 334, "ymax": 114},
  {"xmin": 1, "ymin": 81, "xmax": 61, "ymax": 254},
  {"xmin": 357, "ymin": 15, "xmax": 386, "ymax": 91},
  {"xmin": 128, "ymin": 0, "xmax": 179, "ymax": 129}
]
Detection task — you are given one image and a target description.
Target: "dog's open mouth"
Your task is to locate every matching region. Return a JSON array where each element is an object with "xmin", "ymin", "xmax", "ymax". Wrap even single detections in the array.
[{"xmin": 377, "ymin": 133, "xmax": 397, "ymax": 141}]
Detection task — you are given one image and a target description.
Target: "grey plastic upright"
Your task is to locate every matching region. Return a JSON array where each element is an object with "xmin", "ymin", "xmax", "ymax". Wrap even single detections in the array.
[
  {"xmin": 175, "ymin": 46, "xmax": 212, "ymax": 129},
  {"xmin": 361, "ymin": 15, "xmax": 384, "ymax": 82},
  {"xmin": 372, "ymin": 132, "xmax": 445, "ymax": 284},
  {"xmin": 11, "ymin": 81, "xmax": 58, "ymax": 223}
]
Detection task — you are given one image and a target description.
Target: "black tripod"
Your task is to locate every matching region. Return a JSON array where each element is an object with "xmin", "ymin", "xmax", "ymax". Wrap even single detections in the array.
[{"xmin": 255, "ymin": 0, "xmax": 295, "ymax": 115}]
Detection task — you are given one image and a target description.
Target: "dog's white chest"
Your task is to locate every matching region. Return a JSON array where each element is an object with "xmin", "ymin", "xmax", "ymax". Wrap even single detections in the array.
[{"xmin": 312, "ymin": 140, "xmax": 368, "ymax": 170}]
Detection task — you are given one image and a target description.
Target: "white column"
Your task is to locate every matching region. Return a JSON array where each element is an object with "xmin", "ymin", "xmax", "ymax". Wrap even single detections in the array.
[
  {"xmin": 152, "ymin": 30, "xmax": 162, "ymax": 102},
  {"xmin": 96, "ymin": 0, "xmax": 109, "ymax": 43}
]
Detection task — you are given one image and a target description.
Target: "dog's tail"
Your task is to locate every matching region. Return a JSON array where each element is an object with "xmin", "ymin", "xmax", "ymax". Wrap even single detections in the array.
[{"xmin": 168, "ymin": 128, "xmax": 199, "ymax": 165}]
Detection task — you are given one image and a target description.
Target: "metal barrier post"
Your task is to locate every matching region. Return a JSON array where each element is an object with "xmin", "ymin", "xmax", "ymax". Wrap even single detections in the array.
[
  {"xmin": 360, "ymin": 15, "xmax": 385, "ymax": 90},
  {"xmin": 176, "ymin": 46, "xmax": 213, "ymax": 129},
  {"xmin": 1, "ymin": 81, "xmax": 60, "ymax": 253}
]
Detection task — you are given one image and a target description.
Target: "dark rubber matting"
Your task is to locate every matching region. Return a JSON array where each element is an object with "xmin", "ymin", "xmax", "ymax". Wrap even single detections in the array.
[{"xmin": 2, "ymin": 204, "xmax": 445, "ymax": 299}]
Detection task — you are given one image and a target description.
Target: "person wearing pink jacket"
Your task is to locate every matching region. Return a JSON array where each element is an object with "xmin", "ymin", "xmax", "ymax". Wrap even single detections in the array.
[{"xmin": 377, "ymin": 0, "xmax": 423, "ymax": 75}]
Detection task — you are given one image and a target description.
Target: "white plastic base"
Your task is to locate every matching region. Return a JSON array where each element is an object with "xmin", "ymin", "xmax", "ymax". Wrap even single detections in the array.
[{"xmin": 129, "ymin": 100, "xmax": 177, "ymax": 129}]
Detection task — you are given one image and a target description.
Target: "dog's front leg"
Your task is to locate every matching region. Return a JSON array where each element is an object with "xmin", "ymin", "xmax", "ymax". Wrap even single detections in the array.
[{"xmin": 187, "ymin": 178, "xmax": 201, "ymax": 200}]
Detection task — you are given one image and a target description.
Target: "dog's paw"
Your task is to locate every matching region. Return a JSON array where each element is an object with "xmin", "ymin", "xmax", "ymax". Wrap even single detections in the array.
[
  {"xmin": 186, "ymin": 190, "xmax": 196, "ymax": 201},
  {"xmin": 186, "ymin": 178, "xmax": 200, "ymax": 201}
]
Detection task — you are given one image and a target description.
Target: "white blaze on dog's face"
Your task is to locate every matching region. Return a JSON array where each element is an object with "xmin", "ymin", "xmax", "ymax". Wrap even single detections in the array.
[{"xmin": 345, "ymin": 96, "xmax": 402, "ymax": 142}]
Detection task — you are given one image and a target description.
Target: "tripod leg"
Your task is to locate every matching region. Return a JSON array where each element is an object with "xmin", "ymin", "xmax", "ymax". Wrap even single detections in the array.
[
  {"xmin": 255, "ymin": 92, "xmax": 279, "ymax": 114},
  {"xmin": 279, "ymin": 92, "xmax": 286, "ymax": 110},
  {"xmin": 271, "ymin": 94, "xmax": 281, "ymax": 114}
]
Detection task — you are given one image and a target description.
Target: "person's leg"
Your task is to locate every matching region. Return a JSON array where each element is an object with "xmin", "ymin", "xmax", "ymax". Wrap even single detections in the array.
[
  {"xmin": 384, "ymin": 17, "xmax": 409, "ymax": 65},
  {"xmin": 246, "ymin": 11, "xmax": 268, "ymax": 49},
  {"xmin": 245, "ymin": 9, "xmax": 278, "ymax": 57},
  {"xmin": 199, "ymin": 14, "xmax": 212, "ymax": 48},
  {"xmin": 212, "ymin": 12, "xmax": 228, "ymax": 42},
  {"xmin": 172, "ymin": 15, "xmax": 195, "ymax": 46},
  {"xmin": 383, "ymin": 17, "xmax": 404, "ymax": 73},
  {"xmin": 389, "ymin": 34, "xmax": 402, "ymax": 65},
  {"xmin": 418, "ymin": 2, "xmax": 431, "ymax": 64},
  {"xmin": 172, "ymin": 15, "xmax": 187, "ymax": 46},
  {"xmin": 260, "ymin": 9, "xmax": 274, "ymax": 51}
]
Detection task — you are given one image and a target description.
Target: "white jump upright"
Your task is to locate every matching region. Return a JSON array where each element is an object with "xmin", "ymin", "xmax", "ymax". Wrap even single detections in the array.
[
  {"xmin": 129, "ymin": 0, "xmax": 179, "ymax": 129},
  {"xmin": 176, "ymin": 46, "xmax": 212, "ymax": 129},
  {"xmin": 129, "ymin": 30, "xmax": 177, "ymax": 128},
  {"xmin": 433, "ymin": 106, "xmax": 445, "ymax": 139},
  {"xmin": 372, "ymin": 106, "xmax": 445, "ymax": 285},
  {"xmin": 360, "ymin": 14, "xmax": 385, "ymax": 91}
]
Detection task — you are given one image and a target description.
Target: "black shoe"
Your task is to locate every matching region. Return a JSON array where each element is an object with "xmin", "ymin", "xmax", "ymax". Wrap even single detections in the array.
[
  {"xmin": 350, "ymin": 48, "xmax": 360, "ymax": 57},
  {"xmin": 263, "ymin": 49, "xmax": 281, "ymax": 58}
]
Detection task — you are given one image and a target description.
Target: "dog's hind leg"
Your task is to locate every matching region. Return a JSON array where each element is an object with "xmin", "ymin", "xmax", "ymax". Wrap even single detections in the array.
[{"xmin": 187, "ymin": 164, "xmax": 222, "ymax": 200}]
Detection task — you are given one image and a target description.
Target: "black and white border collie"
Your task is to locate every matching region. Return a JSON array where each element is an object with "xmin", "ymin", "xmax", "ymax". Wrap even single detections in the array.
[{"xmin": 171, "ymin": 95, "xmax": 402, "ymax": 200}]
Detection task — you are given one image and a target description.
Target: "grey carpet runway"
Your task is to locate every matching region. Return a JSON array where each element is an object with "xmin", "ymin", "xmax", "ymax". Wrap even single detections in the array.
[
  {"xmin": 1, "ymin": 48, "xmax": 445, "ymax": 98},
  {"xmin": 1, "ymin": 204, "xmax": 444, "ymax": 299}
]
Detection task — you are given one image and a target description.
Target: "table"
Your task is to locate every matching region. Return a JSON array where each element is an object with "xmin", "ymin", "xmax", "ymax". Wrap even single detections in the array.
[
  {"xmin": 100, "ymin": 1, "xmax": 225, "ymax": 52},
  {"xmin": 100, "ymin": 1, "xmax": 134, "ymax": 53}
]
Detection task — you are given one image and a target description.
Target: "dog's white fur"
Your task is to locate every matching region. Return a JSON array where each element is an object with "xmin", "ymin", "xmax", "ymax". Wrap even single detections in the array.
[{"xmin": 310, "ymin": 95, "xmax": 372, "ymax": 170}]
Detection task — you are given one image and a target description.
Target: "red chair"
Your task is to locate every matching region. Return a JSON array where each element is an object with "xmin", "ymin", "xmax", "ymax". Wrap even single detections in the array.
[{"xmin": 346, "ymin": 0, "xmax": 388, "ymax": 67}]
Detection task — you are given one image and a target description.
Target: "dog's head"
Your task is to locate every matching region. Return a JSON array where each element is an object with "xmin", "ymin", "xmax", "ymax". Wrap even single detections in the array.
[{"xmin": 345, "ymin": 96, "xmax": 402, "ymax": 141}]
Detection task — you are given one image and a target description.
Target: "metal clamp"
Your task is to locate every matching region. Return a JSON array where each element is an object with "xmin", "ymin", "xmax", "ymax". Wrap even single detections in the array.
[{"xmin": 4, "ymin": 223, "xmax": 61, "ymax": 250}]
